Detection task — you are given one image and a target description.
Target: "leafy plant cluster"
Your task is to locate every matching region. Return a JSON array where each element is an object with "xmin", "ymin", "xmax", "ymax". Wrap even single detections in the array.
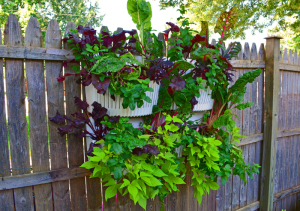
[{"xmin": 51, "ymin": 0, "xmax": 262, "ymax": 210}]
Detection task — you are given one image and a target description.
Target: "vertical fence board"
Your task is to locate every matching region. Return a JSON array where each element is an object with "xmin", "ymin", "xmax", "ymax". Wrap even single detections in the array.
[
  {"xmin": 64, "ymin": 21, "xmax": 87, "ymax": 211},
  {"xmin": 176, "ymin": 166, "xmax": 190, "ymax": 211},
  {"xmin": 25, "ymin": 17, "xmax": 53, "ymax": 211},
  {"xmin": 241, "ymin": 43, "xmax": 251, "ymax": 206},
  {"xmin": 0, "ymin": 27, "xmax": 15, "ymax": 211},
  {"xmin": 232, "ymin": 69, "xmax": 241, "ymax": 210},
  {"xmin": 199, "ymin": 193, "xmax": 208, "ymax": 211},
  {"xmin": 216, "ymin": 177, "xmax": 224, "ymax": 211},
  {"xmin": 4, "ymin": 14, "xmax": 34, "ymax": 211},
  {"xmin": 45, "ymin": 19, "xmax": 71, "ymax": 211}
]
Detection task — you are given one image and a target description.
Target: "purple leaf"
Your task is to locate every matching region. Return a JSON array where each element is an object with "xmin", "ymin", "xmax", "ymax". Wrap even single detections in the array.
[
  {"xmin": 169, "ymin": 76, "xmax": 186, "ymax": 91},
  {"xmin": 49, "ymin": 111, "xmax": 66, "ymax": 124},
  {"xmin": 108, "ymin": 116, "xmax": 120, "ymax": 123},
  {"xmin": 132, "ymin": 145, "xmax": 160, "ymax": 156},
  {"xmin": 92, "ymin": 76, "xmax": 111, "ymax": 94},
  {"xmin": 58, "ymin": 123, "xmax": 75, "ymax": 137},
  {"xmin": 91, "ymin": 102, "xmax": 108, "ymax": 121},
  {"xmin": 71, "ymin": 111, "xmax": 88, "ymax": 128},
  {"xmin": 74, "ymin": 97, "xmax": 89, "ymax": 110}
]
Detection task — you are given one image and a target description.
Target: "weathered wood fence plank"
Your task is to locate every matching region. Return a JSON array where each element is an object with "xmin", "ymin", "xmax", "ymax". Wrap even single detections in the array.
[
  {"xmin": 25, "ymin": 17, "xmax": 53, "ymax": 211},
  {"xmin": 45, "ymin": 19, "xmax": 71, "ymax": 211},
  {"xmin": 0, "ymin": 167, "xmax": 90, "ymax": 190},
  {"xmin": 4, "ymin": 14, "xmax": 34, "ymax": 211},
  {"xmin": 64, "ymin": 21, "xmax": 87, "ymax": 211},
  {"xmin": 0, "ymin": 26, "xmax": 15, "ymax": 211}
]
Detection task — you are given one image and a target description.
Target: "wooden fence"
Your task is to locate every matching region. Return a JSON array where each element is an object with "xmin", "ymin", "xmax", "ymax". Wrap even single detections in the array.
[{"xmin": 0, "ymin": 14, "xmax": 299, "ymax": 211}]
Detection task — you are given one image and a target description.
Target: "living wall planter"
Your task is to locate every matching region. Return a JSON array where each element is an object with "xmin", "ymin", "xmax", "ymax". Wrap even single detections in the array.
[
  {"xmin": 85, "ymin": 81, "xmax": 160, "ymax": 117},
  {"xmin": 171, "ymin": 84, "xmax": 214, "ymax": 112}
]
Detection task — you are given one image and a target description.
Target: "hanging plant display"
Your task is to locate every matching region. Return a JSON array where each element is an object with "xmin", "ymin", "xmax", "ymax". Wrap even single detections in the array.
[{"xmin": 51, "ymin": 1, "xmax": 261, "ymax": 210}]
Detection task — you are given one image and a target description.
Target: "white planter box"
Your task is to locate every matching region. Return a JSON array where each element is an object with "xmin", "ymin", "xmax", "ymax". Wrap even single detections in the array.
[
  {"xmin": 85, "ymin": 81, "xmax": 159, "ymax": 117},
  {"xmin": 170, "ymin": 87, "xmax": 214, "ymax": 111}
]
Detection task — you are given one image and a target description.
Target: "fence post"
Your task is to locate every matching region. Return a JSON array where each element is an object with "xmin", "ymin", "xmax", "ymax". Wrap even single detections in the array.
[{"xmin": 260, "ymin": 36, "xmax": 282, "ymax": 211}]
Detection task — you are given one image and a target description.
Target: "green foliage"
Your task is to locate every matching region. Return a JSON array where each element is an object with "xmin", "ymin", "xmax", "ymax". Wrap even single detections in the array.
[
  {"xmin": 0, "ymin": 0, "xmax": 103, "ymax": 36},
  {"xmin": 159, "ymin": 0, "xmax": 300, "ymax": 44}
]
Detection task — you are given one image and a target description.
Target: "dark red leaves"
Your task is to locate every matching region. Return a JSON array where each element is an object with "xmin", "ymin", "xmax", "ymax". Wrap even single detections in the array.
[
  {"xmin": 49, "ymin": 97, "xmax": 110, "ymax": 140},
  {"xmin": 132, "ymin": 145, "xmax": 160, "ymax": 156},
  {"xmin": 58, "ymin": 123, "xmax": 75, "ymax": 136},
  {"xmin": 163, "ymin": 22, "xmax": 180, "ymax": 41},
  {"xmin": 74, "ymin": 97, "xmax": 89, "ymax": 110},
  {"xmin": 169, "ymin": 76, "xmax": 186, "ymax": 91},
  {"xmin": 191, "ymin": 34, "xmax": 206, "ymax": 45},
  {"xmin": 49, "ymin": 111, "xmax": 65, "ymax": 124},
  {"xmin": 166, "ymin": 22, "xmax": 180, "ymax": 32},
  {"xmin": 220, "ymin": 56, "xmax": 233, "ymax": 69},
  {"xmin": 92, "ymin": 75, "xmax": 111, "ymax": 94},
  {"xmin": 91, "ymin": 102, "xmax": 108, "ymax": 126},
  {"xmin": 57, "ymin": 76, "xmax": 65, "ymax": 82},
  {"xmin": 167, "ymin": 86, "xmax": 175, "ymax": 95}
]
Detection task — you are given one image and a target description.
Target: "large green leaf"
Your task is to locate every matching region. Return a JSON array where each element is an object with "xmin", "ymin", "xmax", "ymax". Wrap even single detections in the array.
[
  {"xmin": 225, "ymin": 42, "xmax": 242, "ymax": 59},
  {"xmin": 229, "ymin": 69, "xmax": 261, "ymax": 93},
  {"xmin": 127, "ymin": 0, "xmax": 152, "ymax": 30}
]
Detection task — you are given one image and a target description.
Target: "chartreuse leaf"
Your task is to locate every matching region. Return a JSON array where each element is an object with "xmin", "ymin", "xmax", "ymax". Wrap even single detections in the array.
[
  {"xmin": 105, "ymin": 184, "xmax": 118, "ymax": 201},
  {"xmin": 120, "ymin": 179, "xmax": 130, "ymax": 189},
  {"xmin": 173, "ymin": 60, "xmax": 195, "ymax": 71},
  {"xmin": 234, "ymin": 102, "xmax": 254, "ymax": 110},
  {"xmin": 153, "ymin": 168, "xmax": 168, "ymax": 177},
  {"xmin": 138, "ymin": 195, "xmax": 147, "ymax": 209},
  {"xmin": 80, "ymin": 161, "xmax": 97, "ymax": 169}
]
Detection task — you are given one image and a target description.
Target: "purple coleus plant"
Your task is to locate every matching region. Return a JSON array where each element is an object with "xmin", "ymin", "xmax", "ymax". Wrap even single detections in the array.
[{"xmin": 49, "ymin": 97, "xmax": 160, "ymax": 156}]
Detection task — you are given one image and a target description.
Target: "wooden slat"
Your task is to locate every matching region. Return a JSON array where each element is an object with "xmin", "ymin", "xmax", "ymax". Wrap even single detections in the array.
[
  {"xmin": 176, "ymin": 170, "xmax": 190, "ymax": 210},
  {"xmin": 82, "ymin": 29, "xmax": 102, "ymax": 211},
  {"xmin": 224, "ymin": 174, "xmax": 232, "ymax": 210},
  {"xmin": 207, "ymin": 190, "xmax": 217, "ymax": 211},
  {"xmin": 216, "ymin": 177, "xmax": 224, "ymax": 211},
  {"xmin": 167, "ymin": 191, "xmax": 177, "ymax": 211},
  {"xmin": 236, "ymin": 201, "xmax": 259, "ymax": 211},
  {"xmin": 0, "ymin": 26, "xmax": 15, "ymax": 211},
  {"xmin": 64, "ymin": 21, "xmax": 87, "ymax": 211},
  {"xmin": 254, "ymin": 141, "xmax": 262, "ymax": 201},
  {"xmin": 45, "ymin": 19, "xmax": 71, "ymax": 210},
  {"xmin": 4, "ymin": 14, "xmax": 34, "ymax": 211},
  {"xmin": 0, "ymin": 167, "xmax": 90, "ymax": 190},
  {"xmin": 0, "ymin": 45, "xmax": 74, "ymax": 60},
  {"xmin": 241, "ymin": 43, "xmax": 251, "ymax": 206},
  {"xmin": 260, "ymin": 36, "xmax": 281, "ymax": 211},
  {"xmin": 273, "ymin": 184, "xmax": 300, "ymax": 202},
  {"xmin": 232, "ymin": 69, "xmax": 242, "ymax": 210},
  {"xmin": 199, "ymin": 193, "xmax": 208, "ymax": 211},
  {"xmin": 25, "ymin": 17, "xmax": 53, "ymax": 211}
]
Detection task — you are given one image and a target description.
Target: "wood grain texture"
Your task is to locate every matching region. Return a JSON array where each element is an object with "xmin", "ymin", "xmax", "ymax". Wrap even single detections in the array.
[
  {"xmin": 64, "ymin": 21, "xmax": 87, "ymax": 211},
  {"xmin": 4, "ymin": 14, "xmax": 34, "ymax": 211},
  {"xmin": 45, "ymin": 19, "xmax": 71, "ymax": 211},
  {"xmin": 0, "ymin": 45, "xmax": 75, "ymax": 60},
  {"xmin": 260, "ymin": 37, "xmax": 281, "ymax": 211},
  {"xmin": 0, "ymin": 26, "xmax": 15, "ymax": 211},
  {"xmin": 0, "ymin": 167, "xmax": 90, "ymax": 190},
  {"xmin": 224, "ymin": 174, "xmax": 232, "ymax": 211},
  {"xmin": 25, "ymin": 17, "xmax": 53, "ymax": 211},
  {"xmin": 216, "ymin": 177, "xmax": 224, "ymax": 211}
]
